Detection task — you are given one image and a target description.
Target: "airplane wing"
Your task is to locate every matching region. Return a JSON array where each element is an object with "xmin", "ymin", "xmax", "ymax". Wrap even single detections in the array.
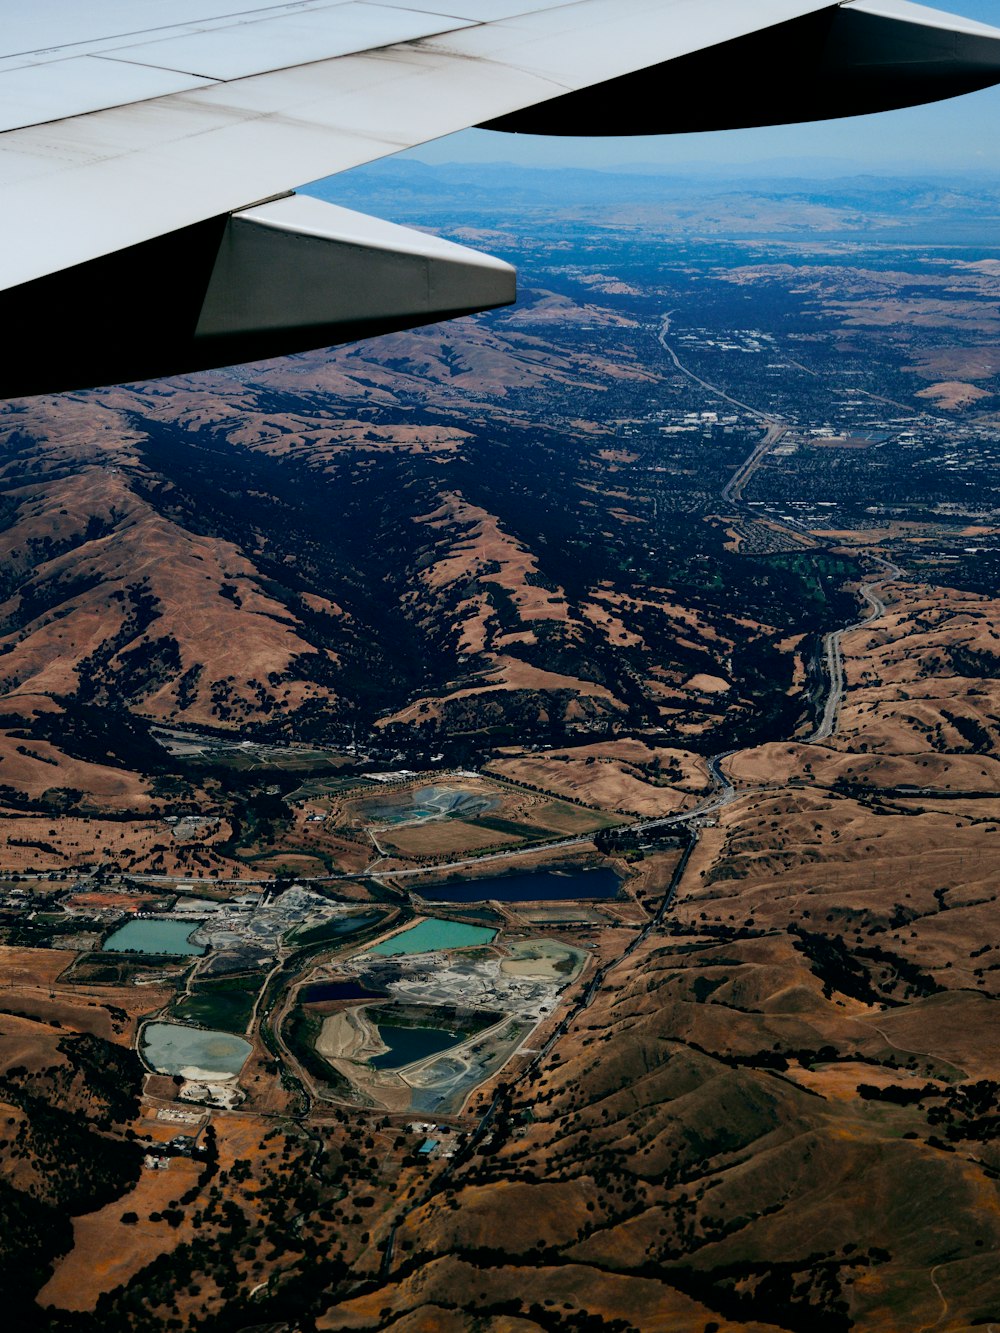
[{"xmin": 2, "ymin": 0, "xmax": 999, "ymax": 396}]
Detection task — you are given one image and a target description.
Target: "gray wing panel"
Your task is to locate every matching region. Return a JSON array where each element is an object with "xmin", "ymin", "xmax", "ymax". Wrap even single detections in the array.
[
  {"xmin": 482, "ymin": 0, "xmax": 1000, "ymax": 135},
  {"xmin": 0, "ymin": 0, "xmax": 838, "ymax": 290},
  {"xmin": 0, "ymin": 195, "xmax": 516, "ymax": 397}
]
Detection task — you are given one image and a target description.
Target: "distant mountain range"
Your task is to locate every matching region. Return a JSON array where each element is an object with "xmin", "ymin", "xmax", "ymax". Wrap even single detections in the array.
[{"xmin": 307, "ymin": 158, "xmax": 1000, "ymax": 241}]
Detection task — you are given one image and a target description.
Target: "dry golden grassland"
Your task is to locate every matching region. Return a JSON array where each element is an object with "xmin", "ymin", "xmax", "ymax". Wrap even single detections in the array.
[
  {"xmin": 374, "ymin": 820, "xmax": 524, "ymax": 858},
  {"xmin": 487, "ymin": 738, "xmax": 711, "ymax": 816},
  {"xmin": 39, "ymin": 1113, "xmax": 290, "ymax": 1313},
  {"xmin": 0, "ymin": 946, "xmax": 169, "ymax": 1043}
]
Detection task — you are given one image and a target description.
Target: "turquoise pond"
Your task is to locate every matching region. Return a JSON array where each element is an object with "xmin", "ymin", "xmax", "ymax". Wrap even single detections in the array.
[
  {"xmin": 141, "ymin": 1023, "xmax": 251, "ymax": 1078},
  {"xmin": 367, "ymin": 919, "xmax": 496, "ymax": 956},
  {"xmin": 103, "ymin": 919, "xmax": 205, "ymax": 955}
]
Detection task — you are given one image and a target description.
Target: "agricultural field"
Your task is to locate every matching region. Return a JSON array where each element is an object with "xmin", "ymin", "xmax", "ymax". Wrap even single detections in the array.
[{"xmin": 330, "ymin": 774, "xmax": 621, "ymax": 860}]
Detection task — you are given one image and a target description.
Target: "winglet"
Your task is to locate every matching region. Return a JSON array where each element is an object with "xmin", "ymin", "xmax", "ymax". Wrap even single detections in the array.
[
  {"xmin": 0, "ymin": 196, "xmax": 515, "ymax": 398},
  {"xmin": 195, "ymin": 195, "xmax": 515, "ymax": 367}
]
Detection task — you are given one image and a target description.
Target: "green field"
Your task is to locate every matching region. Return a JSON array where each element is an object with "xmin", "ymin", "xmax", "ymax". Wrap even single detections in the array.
[
  {"xmin": 472, "ymin": 815, "xmax": 552, "ymax": 839},
  {"xmin": 170, "ymin": 974, "xmax": 263, "ymax": 1034}
]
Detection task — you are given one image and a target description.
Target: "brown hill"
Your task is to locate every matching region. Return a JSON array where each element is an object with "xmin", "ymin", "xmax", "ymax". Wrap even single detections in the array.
[
  {"xmin": 0, "ymin": 305, "xmax": 833, "ymax": 831},
  {"xmin": 317, "ymin": 574, "xmax": 1000, "ymax": 1331}
]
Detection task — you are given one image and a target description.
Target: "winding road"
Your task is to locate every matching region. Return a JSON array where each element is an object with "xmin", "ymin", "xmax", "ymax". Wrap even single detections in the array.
[{"xmin": 807, "ymin": 553, "xmax": 902, "ymax": 744}]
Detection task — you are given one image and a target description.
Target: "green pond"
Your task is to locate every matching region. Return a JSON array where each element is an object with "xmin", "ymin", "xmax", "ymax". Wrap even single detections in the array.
[
  {"xmin": 141, "ymin": 1022, "xmax": 251, "ymax": 1079},
  {"xmin": 367, "ymin": 919, "xmax": 496, "ymax": 956},
  {"xmin": 103, "ymin": 919, "xmax": 205, "ymax": 955}
]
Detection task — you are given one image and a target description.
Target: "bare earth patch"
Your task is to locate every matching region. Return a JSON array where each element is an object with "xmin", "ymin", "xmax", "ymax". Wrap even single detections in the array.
[{"xmin": 915, "ymin": 380, "xmax": 990, "ymax": 409}]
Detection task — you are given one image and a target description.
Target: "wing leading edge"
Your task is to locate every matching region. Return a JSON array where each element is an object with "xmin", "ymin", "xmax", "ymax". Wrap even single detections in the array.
[{"xmin": 1, "ymin": 0, "xmax": 998, "ymax": 397}]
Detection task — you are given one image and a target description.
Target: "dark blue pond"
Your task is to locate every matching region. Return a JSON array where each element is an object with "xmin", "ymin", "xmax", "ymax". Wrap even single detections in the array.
[
  {"xmin": 422, "ymin": 866, "xmax": 621, "ymax": 904},
  {"xmin": 292, "ymin": 911, "xmax": 384, "ymax": 948},
  {"xmin": 329, "ymin": 912, "xmax": 383, "ymax": 934},
  {"xmin": 301, "ymin": 980, "xmax": 388, "ymax": 1004},
  {"xmin": 370, "ymin": 1024, "xmax": 459, "ymax": 1071}
]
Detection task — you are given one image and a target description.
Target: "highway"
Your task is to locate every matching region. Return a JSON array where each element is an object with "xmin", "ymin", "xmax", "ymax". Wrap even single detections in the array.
[
  {"xmin": 807, "ymin": 554, "xmax": 902, "ymax": 744},
  {"xmin": 359, "ymin": 320, "xmax": 917, "ymax": 1292},
  {"xmin": 657, "ymin": 315, "xmax": 790, "ymax": 507},
  {"xmin": 85, "ymin": 834, "xmax": 596, "ymax": 891},
  {"xmin": 658, "ymin": 314, "xmax": 782, "ymax": 425},
  {"xmin": 721, "ymin": 423, "xmax": 788, "ymax": 503},
  {"xmin": 370, "ymin": 335, "xmax": 910, "ymax": 1260}
]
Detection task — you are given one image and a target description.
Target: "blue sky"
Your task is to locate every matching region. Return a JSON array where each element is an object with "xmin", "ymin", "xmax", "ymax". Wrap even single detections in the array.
[{"xmin": 406, "ymin": 2, "xmax": 1000, "ymax": 174}]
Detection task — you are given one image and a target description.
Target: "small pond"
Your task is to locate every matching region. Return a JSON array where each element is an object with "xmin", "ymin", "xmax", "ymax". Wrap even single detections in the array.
[
  {"xmin": 103, "ymin": 919, "xmax": 205, "ymax": 955},
  {"xmin": 141, "ymin": 1022, "xmax": 251, "ymax": 1079},
  {"xmin": 291, "ymin": 911, "xmax": 384, "ymax": 947},
  {"xmin": 367, "ymin": 919, "xmax": 496, "ymax": 956},
  {"xmin": 421, "ymin": 866, "xmax": 621, "ymax": 904},
  {"xmin": 370, "ymin": 1023, "xmax": 460, "ymax": 1071}
]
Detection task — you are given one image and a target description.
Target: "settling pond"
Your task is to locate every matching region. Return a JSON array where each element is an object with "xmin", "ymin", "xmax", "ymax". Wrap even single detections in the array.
[
  {"xmin": 103, "ymin": 919, "xmax": 205, "ymax": 955},
  {"xmin": 370, "ymin": 1023, "xmax": 460, "ymax": 1071},
  {"xmin": 291, "ymin": 910, "xmax": 385, "ymax": 947},
  {"xmin": 421, "ymin": 865, "xmax": 621, "ymax": 904},
  {"xmin": 141, "ymin": 1022, "xmax": 251, "ymax": 1079},
  {"xmin": 367, "ymin": 919, "xmax": 496, "ymax": 956}
]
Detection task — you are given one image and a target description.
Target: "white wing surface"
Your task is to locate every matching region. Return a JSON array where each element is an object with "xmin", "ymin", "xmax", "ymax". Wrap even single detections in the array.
[{"xmin": 2, "ymin": 0, "xmax": 999, "ymax": 394}]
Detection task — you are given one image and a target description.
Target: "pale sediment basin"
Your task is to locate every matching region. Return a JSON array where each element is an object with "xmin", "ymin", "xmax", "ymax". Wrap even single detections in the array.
[
  {"xmin": 501, "ymin": 939, "xmax": 587, "ymax": 982},
  {"xmin": 360, "ymin": 784, "xmax": 497, "ymax": 826},
  {"xmin": 141, "ymin": 1021, "xmax": 251, "ymax": 1080}
]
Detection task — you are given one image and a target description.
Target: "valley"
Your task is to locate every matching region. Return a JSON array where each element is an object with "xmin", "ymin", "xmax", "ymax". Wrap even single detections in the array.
[{"xmin": 0, "ymin": 165, "xmax": 999, "ymax": 1331}]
